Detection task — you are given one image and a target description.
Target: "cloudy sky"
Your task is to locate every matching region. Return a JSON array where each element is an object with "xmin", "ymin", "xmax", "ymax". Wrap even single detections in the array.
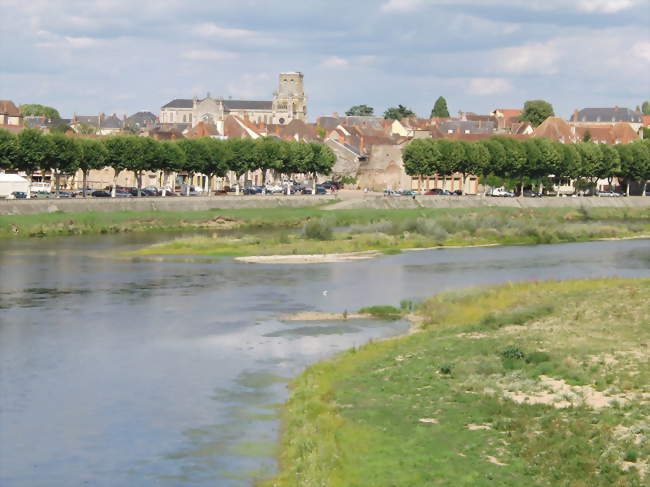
[{"xmin": 2, "ymin": 0, "xmax": 649, "ymax": 120}]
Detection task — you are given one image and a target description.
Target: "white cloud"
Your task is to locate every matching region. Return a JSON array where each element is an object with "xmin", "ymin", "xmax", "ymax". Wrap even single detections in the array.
[
  {"xmin": 381, "ymin": 0, "xmax": 426, "ymax": 13},
  {"xmin": 181, "ymin": 49, "xmax": 238, "ymax": 61},
  {"xmin": 194, "ymin": 23, "xmax": 254, "ymax": 39},
  {"xmin": 467, "ymin": 77, "xmax": 513, "ymax": 95},
  {"xmin": 577, "ymin": 0, "xmax": 642, "ymax": 13},
  {"xmin": 632, "ymin": 41, "xmax": 650, "ymax": 64},
  {"xmin": 320, "ymin": 56, "xmax": 350, "ymax": 69},
  {"xmin": 495, "ymin": 41, "xmax": 559, "ymax": 75},
  {"xmin": 63, "ymin": 36, "xmax": 98, "ymax": 48}
]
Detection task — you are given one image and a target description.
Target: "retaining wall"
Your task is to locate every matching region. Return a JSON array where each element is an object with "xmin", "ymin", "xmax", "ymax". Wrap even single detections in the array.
[{"xmin": 0, "ymin": 195, "xmax": 338, "ymax": 215}]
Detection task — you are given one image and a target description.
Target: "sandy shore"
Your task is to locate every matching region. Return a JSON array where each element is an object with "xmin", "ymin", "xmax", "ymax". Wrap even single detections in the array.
[{"xmin": 234, "ymin": 250, "xmax": 381, "ymax": 264}]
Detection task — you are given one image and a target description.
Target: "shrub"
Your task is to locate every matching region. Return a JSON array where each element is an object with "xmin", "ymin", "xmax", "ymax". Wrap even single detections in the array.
[
  {"xmin": 358, "ymin": 305, "xmax": 401, "ymax": 318},
  {"xmin": 439, "ymin": 364, "xmax": 453, "ymax": 375},
  {"xmin": 400, "ymin": 299, "xmax": 414, "ymax": 312},
  {"xmin": 500, "ymin": 346, "xmax": 526, "ymax": 361},
  {"xmin": 624, "ymin": 450, "xmax": 638, "ymax": 462},
  {"xmin": 304, "ymin": 219, "xmax": 334, "ymax": 240},
  {"xmin": 526, "ymin": 351, "xmax": 551, "ymax": 364}
]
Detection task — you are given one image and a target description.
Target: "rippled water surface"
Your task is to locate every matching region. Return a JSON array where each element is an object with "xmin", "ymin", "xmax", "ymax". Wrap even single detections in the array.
[{"xmin": 1, "ymin": 234, "xmax": 649, "ymax": 486}]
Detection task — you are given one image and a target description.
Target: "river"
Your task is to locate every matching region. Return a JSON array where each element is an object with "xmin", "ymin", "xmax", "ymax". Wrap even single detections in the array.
[{"xmin": 1, "ymin": 234, "xmax": 649, "ymax": 486}]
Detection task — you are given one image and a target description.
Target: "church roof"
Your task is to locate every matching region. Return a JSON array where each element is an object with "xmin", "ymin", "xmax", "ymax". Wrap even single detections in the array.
[
  {"xmin": 162, "ymin": 99, "xmax": 193, "ymax": 109},
  {"xmin": 223, "ymin": 100, "xmax": 272, "ymax": 110}
]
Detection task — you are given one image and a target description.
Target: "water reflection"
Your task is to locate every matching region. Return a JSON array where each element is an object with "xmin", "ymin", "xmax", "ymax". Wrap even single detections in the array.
[{"xmin": 0, "ymin": 235, "xmax": 649, "ymax": 486}]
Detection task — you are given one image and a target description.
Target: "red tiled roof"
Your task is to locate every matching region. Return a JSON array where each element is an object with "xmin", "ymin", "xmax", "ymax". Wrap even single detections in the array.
[
  {"xmin": 0, "ymin": 100, "xmax": 21, "ymax": 117},
  {"xmin": 533, "ymin": 117, "xmax": 574, "ymax": 142}
]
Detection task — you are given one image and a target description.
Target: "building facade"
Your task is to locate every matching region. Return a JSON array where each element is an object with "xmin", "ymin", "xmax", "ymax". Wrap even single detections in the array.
[{"xmin": 160, "ymin": 72, "xmax": 307, "ymax": 127}]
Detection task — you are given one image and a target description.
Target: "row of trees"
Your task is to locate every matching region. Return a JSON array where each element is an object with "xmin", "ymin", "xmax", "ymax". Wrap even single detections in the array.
[
  {"xmin": 0, "ymin": 129, "xmax": 336, "ymax": 197},
  {"xmin": 404, "ymin": 136, "xmax": 650, "ymax": 196}
]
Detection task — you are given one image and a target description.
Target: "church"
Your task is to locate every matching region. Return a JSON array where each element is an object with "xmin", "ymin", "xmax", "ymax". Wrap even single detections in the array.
[{"xmin": 159, "ymin": 72, "xmax": 307, "ymax": 127}]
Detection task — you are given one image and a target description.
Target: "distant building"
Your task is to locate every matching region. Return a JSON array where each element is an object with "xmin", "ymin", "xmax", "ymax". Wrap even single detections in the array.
[
  {"xmin": 534, "ymin": 117, "xmax": 639, "ymax": 144},
  {"xmin": 160, "ymin": 72, "xmax": 307, "ymax": 127},
  {"xmin": 571, "ymin": 107, "xmax": 642, "ymax": 132},
  {"xmin": 125, "ymin": 111, "xmax": 157, "ymax": 130},
  {"xmin": 70, "ymin": 113, "xmax": 124, "ymax": 135},
  {"xmin": 491, "ymin": 108, "xmax": 522, "ymax": 132},
  {"xmin": 0, "ymin": 100, "xmax": 23, "ymax": 126}
]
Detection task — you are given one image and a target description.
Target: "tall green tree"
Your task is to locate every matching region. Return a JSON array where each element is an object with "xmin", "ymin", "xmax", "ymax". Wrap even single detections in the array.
[
  {"xmin": 457, "ymin": 141, "xmax": 486, "ymax": 193},
  {"xmin": 434, "ymin": 139, "xmax": 464, "ymax": 190},
  {"xmin": 307, "ymin": 142, "xmax": 336, "ymax": 194},
  {"xmin": 77, "ymin": 138, "xmax": 107, "ymax": 197},
  {"xmin": 177, "ymin": 138, "xmax": 210, "ymax": 196},
  {"xmin": 598, "ymin": 145, "xmax": 621, "ymax": 192},
  {"xmin": 628, "ymin": 141, "xmax": 650, "ymax": 196},
  {"xmin": 383, "ymin": 105, "xmax": 416, "ymax": 120},
  {"xmin": 642, "ymin": 101, "xmax": 650, "ymax": 116},
  {"xmin": 431, "ymin": 96, "xmax": 450, "ymax": 118},
  {"xmin": 226, "ymin": 138, "xmax": 258, "ymax": 194},
  {"xmin": 255, "ymin": 137, "xmax": 284, "ymax": 187},
  {"xmin": 553, "ymin": 142, "xmax": 580, "ymax": 196},
  {"xmin": 19, "ymin": 104, "xmax": 60, "ymax": 119},
  {"xmin": 530, "ymin": 138, "xmax": 561, "ymax": 194},
  {"xmin": 403, "ymin": 139, "xmax": 440, "ymax": 190},
  {"xmin": 520, "ymin": 100, "xmax": 555, "ymax": 127},
  {"xmin": 0, "ymin": 129, "xmax": 16, "ymax": 172},
  {"xmin": 130, "ymin": 137, "xmax": 161, "ymax": 196},
  {"xmin": 157, "ymin": 141, "xmax": 186, "ymax": 195},
  {"xmin": 202, "ymin": 138, "xmax": 232, "ymax": 195},
  {"xmin": 286, "ymin": 141, "xmax": 313, "ymax": 191},
  {"xmin": 15, "ymin": 129, "xmax": 51, "ymax": 198},
  {"xmin": 104, "ymin": 135, "xmax": 137, "ymax": 197},
  {"xmin": 576, "ymin": 142, "xmax": 603, "ymax": 193},
  {"xmin": 345, "ymin": 105, "xmax": 374, "ymax": 116},
  {"xmin": 47, "ymin": 134, "xmax": 81, "ymax": 196}
]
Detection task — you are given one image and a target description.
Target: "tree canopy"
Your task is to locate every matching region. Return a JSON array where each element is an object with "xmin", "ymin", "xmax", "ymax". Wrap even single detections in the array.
[
  {"xmin": 19, "ymin": 104, "xmax": 61, "ymax": 119},
  {"xmin": 642, "ymin": 101, "xmax": 650, "ymax": 116},
  {"xmin": 384, "ymin": 105, "xmax": 416, "ymax": 120},
  {"xmin": 345, "ymin": 105, "xmax": 374, "ymax": 116},
  {"xmin": 519, "ymin": 100, "xmax": 555, "ymax": 127},
  {"xmin": 431, "ymin": 96, "xmax": 450, "ymax": 118}
]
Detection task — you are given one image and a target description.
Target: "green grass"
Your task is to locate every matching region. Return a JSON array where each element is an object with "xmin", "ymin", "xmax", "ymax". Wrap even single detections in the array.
[
  {"xmin": 127, "ymin": 206, "xmax": 650, "ymax": 258},
  {"xmin": 263, "ymin": 278, "xmax": 650, "ymax": 486},
  {"xmin": 357, "ymin": 305, "xmax": 402, "ymax": 319}
]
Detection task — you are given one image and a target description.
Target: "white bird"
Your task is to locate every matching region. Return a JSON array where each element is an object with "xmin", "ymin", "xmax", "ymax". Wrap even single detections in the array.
[{"xmin": 322, "ymin": 290, "xmax": 328, "ymax": 296}]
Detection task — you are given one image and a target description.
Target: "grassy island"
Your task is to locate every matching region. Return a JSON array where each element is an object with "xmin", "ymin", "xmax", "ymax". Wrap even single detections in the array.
[
  {"xmin": 127, "ymin": 206, "xmax": 650, "ymax": 259},
  {"xmin": 264, "ymin": 278, "xmax": 650, "ymax": 486}
]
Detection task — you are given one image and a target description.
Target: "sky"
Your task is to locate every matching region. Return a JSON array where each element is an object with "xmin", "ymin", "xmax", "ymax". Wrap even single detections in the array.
[{"xmin": 1, "ymin": 0, "xmax": 649, "ymax": 120}]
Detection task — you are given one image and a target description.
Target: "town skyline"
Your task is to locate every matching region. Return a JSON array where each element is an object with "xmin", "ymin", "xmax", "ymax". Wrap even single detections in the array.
[{"xmin": 2, "ymin": 0, "xmax": 648, "ymax": 120}]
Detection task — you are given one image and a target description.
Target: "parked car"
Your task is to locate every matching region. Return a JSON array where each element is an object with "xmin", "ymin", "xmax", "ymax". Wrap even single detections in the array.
[
  {"xmin": 452, "ymin": 190, "xmax": 463, "ymax": 196},
  {"xmin": 92, "ymin": 190, "xmax": 111, "ymax": 197},
  {"xmin": 383, "ymin": 189, "xmax": 400, "ymax": 197},
  {"xmin": 321, "ymin": 181, "xmax": 338, "ymax": 190},
  {"xmin": 401, "ymin": 190, "xmax": 418, "ymax": 197},
  {"xmin": 303, "ymin": 185, "xmax": 327, "ymax": 195},
  {"xmin": 115, "ymin": 190, "xmax": 133, "ymax": 198},
  {"xmin": 523, "ymin": 190, "xmax": 542, "ymax": 197},
  {"xmin": 596, "ymin": 191, "xmax": 622, "ymax": 197},
  {"xmin": 489, "ymin": 188, "xmax": 515, "ymax": 197},
  {"xmin": 10, "ymin": 191, "xmax": 27, "ymax": 199},
  {"xmin": 423, "ymin": 188, "xmax": 451, "ymax": 196},
  {"xmin": 265, "ymin": 184, "xmax": 285, "ymax": 194}
]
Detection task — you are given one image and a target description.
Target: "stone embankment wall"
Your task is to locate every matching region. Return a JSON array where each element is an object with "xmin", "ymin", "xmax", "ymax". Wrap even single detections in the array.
[
  {"xmin": 325, "ymin": 195, "xmax": 650, "ymax": 210},
  {"xmin": 0, "ymin": 195, "xmax": 337, "ymax": 215}
]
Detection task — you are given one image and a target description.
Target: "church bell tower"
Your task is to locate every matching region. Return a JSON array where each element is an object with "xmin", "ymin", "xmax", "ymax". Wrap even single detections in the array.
[{"xmin": 272, "ymin": 72, "xmax": 307, "ymax": 123}]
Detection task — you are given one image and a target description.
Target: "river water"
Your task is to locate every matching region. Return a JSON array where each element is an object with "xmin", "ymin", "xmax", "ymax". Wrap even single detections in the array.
[{"xmin": 1, "ymin": 234, "xmax": 649, "ymax": 486}]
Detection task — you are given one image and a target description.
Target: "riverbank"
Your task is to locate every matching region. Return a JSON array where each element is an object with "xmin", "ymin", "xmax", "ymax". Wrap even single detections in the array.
[
  {"xmin": 128, "ymin": 206, "xmax": 650, "ymax": 259},
  {"xmin": 265, "ymin": 278, "xmax": 650, "ymax": 486}
]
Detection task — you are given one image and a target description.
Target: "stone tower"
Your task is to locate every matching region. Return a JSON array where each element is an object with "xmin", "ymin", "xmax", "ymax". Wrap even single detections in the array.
[{"xmin": 272, "ymin": 72, "xmax": 307, "ymax": 123}]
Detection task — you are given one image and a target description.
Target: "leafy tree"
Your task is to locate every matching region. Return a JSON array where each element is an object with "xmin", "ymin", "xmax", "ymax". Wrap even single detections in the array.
[
  {"xmin": 553, "ymin": 142, "xmax": 580, "ymax": 196},
  {"xmin": 77, "ymin": 138, "xmax": 107, "ymax": 197},
  {"xmin": 176, "ymin": 138, "xmax": 210, "ymax": 196},
  {"xmin": 598, "ymin": 144, "xmax": 621, "ymax": 192},
  {"xmin": 519, "ymin": 100, "xmax": 555, "ymax": 127},
  {"xmin": 226, "ymin": 138, "xmax": 258, "ymax": 194},
  {"xmin": 642, "ymin": 101, "xmax": 650, "ymax": 116},
  {"xmin": 582, "ymin": 130, "xmax": 592, "ymax": 143},
  {"xmin": 431, "ymin": 96, "xmax": 450, "ymax": 118},
  {"xmin": 576, "ymin": 142, "xmax": 603, "ymax": 192},
  {"xmin": 628, "ymin": 140, "xmax": 650, "ymax": 196},
  {"xmin": 46, "ymin": 134, "xmax": 81, "ymax": 196},
  {"xmin": 15, "ymin": 129, "xmax": 52, "ymax": 198},
  {"xmin": 530, "ymin": 138, "xmax": 561, "ymax": 194},
  {"xmin": 19, "ymin": 104, "xmax": 60, "ymax": 119},
  {"xmin": 345, "ymin": 105, "xmax": 374, "ymax": 116},
  {"xmin": 479, "ymin": 138, "xmax": 508, "ymax": 178},
  {"xmin": 307, "ymin": 142, "xmax": 336, "ymax": 193},
  {"xmin": 642, "ymin": 127, "xmax": 650, "ymax": 140},
  {"xmin": 76, "ymin": 123, "xmax": 97, "ymax": 135},
  {"xmin": 383, "ymin": 105, "xmax": 416, "ymax": 120},
  {"xmin": 404, "ymin": 139, "xmax": 440, "ymax": 190},
  {"xmin": 202, "ymin": 138, "xmax": 232, "ymax": 195},
  {"xmin": 130, "ymin": 137, "xmax": 161, "ymax": 196},
  {"xmin": 157, "ymin": 141, "xmax": 186, "ymax": 195},
  {"xmin": 434, "ymin": 139, "xmax": 464, "ymax": 190},
  {"xmin": 492, "ymin": 136, "xmax": 526, "ymax": 191},
  {"xmin": 286, "ymin": 141, "xmax": 313, "ymax": 188},
  {"xmin": 457, "ymin": 141, "xmax": 486, "ymax": 193},
  {"xmin": 50, "ymin": 124, "xmax": 73, "ymax": 135},
  {"xmin": 104, "ymin": 135, "xmax": 137, "ymax": 197},
  {"xmin": 614, "ymin": 143, "xmax": 636, "ymax": 195},
  {"xmin": 0, "ymin": 129, "xmax": 16, "ymax": 171},
  {"xmin": 255, "ymin": 137, "xmax": 284, "ymax": 187}
]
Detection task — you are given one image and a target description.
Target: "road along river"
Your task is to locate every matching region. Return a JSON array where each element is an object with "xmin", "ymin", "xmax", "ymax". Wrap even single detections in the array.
[{"xmin": 1, "ymin": 233, "xmax": 649, "ymax": 486}]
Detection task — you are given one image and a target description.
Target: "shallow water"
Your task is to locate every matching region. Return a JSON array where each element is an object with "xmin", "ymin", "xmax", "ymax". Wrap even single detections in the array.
[{"xmin": 1, "ymin": 233, "xmax": 649, "ymax": 486}]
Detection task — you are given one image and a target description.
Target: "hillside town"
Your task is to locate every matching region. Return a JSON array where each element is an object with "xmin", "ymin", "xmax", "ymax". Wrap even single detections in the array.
[{"xmin": 1, "ymin": 72, "xmax": 649, "ymax": 198}]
